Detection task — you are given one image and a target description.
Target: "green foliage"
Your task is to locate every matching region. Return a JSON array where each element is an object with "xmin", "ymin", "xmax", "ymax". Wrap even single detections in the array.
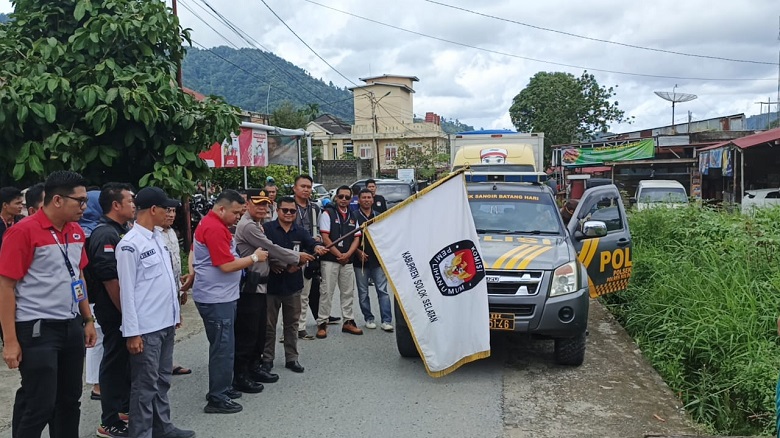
[
  {"xmin": 270, "ymin": 101, "xmax": 316, "ymax": 129},
  {"xmin": 182, "ymin": 47, "xmax": 353, "ymax": 123},
  {"xmin": 602, "ymin": 205, "xmax": 780, "ymax": 436},
  {"xmin": 0, "ymin": 0, "xmax": 239, "ymax": 195},
  {"xmin": 509, "ymin": 71, "xmax": 631, "ymax": 160},
  {"xmin": 392, "ymin": 142, "xmax": 449, "ymax": 180},
  {"xmin": 209, "ymin": 165, "xmax": 299, "ymax": 193},
  {"xmin": 440, "ymin": 117, "xmax": 474, "ymax": 134}
]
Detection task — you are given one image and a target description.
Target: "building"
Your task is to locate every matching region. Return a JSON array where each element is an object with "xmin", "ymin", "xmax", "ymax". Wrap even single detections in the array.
[{"xmin": 306, "ymin": 114, "xmax": 353, "ymax": 160}]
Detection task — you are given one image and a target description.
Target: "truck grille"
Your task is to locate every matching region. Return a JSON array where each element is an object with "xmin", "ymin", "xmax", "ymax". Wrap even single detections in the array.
[
  {"xmin": 489, "ymin": 303, "xmax": 535, "ymax": 316},
  {"xmin": 485, "ymin": 270, "xmax": 543, "ymax": 296}
]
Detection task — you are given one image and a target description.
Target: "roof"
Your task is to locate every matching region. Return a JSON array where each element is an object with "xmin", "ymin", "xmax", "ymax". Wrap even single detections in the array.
[
  {"xmin": 311, "ymin": 114, "xmax": 351, "ymax": 135},
  {"xmin": 637, "ymin": 180, "xmax": 686, "ymax": 188},
  {"xmin": 349, "ymin": 82, "xmax": 415, "ymax": 93},
  {"xmin": 182, "ymin": 87, "xmax": 206, "ymax": 102},
  {"xmin": 359, "ymin": 74, "xmax": 420, "ymax": 82},
  {"xmin": 457, "ymin": 130, "xmax": 518, "ymax": 135},
  {"xmin": 697, "ymin": 127, "xmax": 780, "ymax": 151}
]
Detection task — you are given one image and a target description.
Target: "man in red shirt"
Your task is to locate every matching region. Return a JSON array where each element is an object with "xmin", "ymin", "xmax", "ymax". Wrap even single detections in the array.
[{"xmin": 0, "ymin": 170, "xmax": 98, "ymax": 437}]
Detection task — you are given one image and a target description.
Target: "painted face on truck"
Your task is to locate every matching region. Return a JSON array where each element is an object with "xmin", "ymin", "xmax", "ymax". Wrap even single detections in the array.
[{"xmin": 480, "ymin": 148, "xmax": 508, "ymax": 164}]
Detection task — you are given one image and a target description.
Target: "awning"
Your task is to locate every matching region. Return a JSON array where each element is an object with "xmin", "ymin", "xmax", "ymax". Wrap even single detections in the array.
[{"xmin": 698, "ymin": 127, "xmax": 780, "ymax": 151}]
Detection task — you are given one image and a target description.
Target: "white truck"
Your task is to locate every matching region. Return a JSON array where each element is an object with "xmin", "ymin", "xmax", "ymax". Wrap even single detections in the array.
[{"xmin": 451, "ymin": 130, "xmax": 545, "ymax": 172}]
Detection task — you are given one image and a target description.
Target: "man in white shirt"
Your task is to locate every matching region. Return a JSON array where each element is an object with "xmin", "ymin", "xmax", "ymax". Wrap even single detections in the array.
[{"xmin": 117, "ymin": 187, "xmax": 194, "ymax": 438}]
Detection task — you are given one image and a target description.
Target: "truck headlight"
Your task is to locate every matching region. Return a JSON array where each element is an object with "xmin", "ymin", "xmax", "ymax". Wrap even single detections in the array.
[{"xmin": 550, "ymin": 261, "xmax": 578, "ymax": 297}]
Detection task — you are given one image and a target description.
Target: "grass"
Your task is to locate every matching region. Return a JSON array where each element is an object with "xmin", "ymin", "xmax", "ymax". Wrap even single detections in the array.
[{"xmin": 601, "ymin": 205, "xmax": 780, "ymax": 436}]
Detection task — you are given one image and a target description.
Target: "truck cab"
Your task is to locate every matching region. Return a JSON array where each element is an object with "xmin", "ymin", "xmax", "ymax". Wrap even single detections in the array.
[{"xmin": 395, "ymin": 172, "xmax": 633, "ymax": 365}]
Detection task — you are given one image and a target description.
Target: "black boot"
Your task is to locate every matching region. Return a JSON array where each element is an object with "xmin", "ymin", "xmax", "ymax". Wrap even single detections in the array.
[
  {"xmin": 233, "ymin": 374, "xmax": 264, "ymax": 393},
  {"xmin": 250, "ymin": 361, "xmax": 279, "ymax": 383}
]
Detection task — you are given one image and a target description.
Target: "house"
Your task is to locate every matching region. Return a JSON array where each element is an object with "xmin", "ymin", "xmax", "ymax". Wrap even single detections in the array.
[{"xmin": 306, "ymin": 114, "xmax": 353, "ymax": 160}]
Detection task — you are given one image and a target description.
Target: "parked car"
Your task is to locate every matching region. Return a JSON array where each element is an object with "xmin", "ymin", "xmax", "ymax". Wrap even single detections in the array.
[
  {"xmin": 742, "ymin": 188, "xmax": 780, "ymax": 214},
  {"xmin": 349, "ymin": 178, "xmax": 417, "ymax": 209},
  {"xmin": 630, "ymin": 180, "xmax": 688, "ymax": 210},
  {"xmin": 312, "ymin": 183, "xmax": 330, "ymax": 208}
]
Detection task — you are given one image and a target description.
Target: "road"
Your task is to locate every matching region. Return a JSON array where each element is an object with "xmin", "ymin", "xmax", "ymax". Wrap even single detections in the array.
[{"xmin": 0, "ymin": 292, "xmax": 700, "ymax": 438}]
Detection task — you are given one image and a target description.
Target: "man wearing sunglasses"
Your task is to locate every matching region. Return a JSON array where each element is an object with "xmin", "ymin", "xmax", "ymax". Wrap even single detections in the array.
[
  {"xmin": 234, "ymin": 190, "xmax": 313, "ymax": 389},
  {"xmin": 263, "ymin": 197, "xmax": 328, "ymax": 373},
  {"xmin": 316, "ymin": 186, "xmax": 364, "ymax": 338}
]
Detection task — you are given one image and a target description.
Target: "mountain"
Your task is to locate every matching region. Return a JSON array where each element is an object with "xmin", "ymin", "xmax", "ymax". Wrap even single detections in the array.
[
  {"xmin": 182, "ymin": 46, "xmax": 354, "ymax": 123},
  {"xmin": 0, "ymin": 13, "xmax": 9, "ymax": 23},
  {"xmin": 441, "ymin": 118, "xmax": 475, "ymax": 134},
  {"xmin": 746, "ymin": 112, "xmax": 780, "ymax": 130}
]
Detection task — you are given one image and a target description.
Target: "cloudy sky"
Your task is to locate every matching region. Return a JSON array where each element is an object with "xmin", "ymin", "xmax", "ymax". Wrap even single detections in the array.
[{"xmin": 2, "ymin": 0, "xmax": 779, "ymax": 132}]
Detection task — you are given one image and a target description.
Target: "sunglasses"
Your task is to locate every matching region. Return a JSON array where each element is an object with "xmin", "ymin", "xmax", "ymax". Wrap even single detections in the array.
[
  {"xmin": 279, "ymin": 207, "xmax": 297, "ymax": 214},
  {"xmin": 336, "ymin": 195, "xmax": 351, "ymax": 200}
]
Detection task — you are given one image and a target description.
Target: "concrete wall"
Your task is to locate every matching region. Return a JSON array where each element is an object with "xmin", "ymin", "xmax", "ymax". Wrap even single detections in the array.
[{"xmin": 316, "ymin": 159, "xmax": 373, "ymax": 189}]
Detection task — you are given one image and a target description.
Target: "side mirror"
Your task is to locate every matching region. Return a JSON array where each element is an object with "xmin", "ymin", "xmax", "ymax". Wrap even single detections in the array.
[
  {"xmin": 629, "ymin": 197, "xmax": 636, "ymax": 205},
  {"xmin": 581, "ymin": 220, "xmax": 607, "ymax": 238}
]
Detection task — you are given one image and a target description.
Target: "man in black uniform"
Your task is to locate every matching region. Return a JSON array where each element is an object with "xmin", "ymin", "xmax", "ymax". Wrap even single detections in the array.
[
  {"xmin": 0, "ymin": 186, "xmax": 25, "ymax": 247},
  {"xmin": 85, "ymin": 182, "xmax": 136, "ymax": 437},
  {"xmin": 365, "ymin": 179, "xmax": 387, "ymax": 213}
]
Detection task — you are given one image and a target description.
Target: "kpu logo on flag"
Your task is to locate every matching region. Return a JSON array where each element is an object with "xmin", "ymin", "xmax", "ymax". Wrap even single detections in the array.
[{"xmin": 430, "ymin": 240, "xmax": 484, "ymax": 297}]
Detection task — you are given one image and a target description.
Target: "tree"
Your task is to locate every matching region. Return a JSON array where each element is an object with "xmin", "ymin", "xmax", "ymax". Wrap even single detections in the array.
[
  {"xmin": 509, "ymin": 71, "xmax": 631, "ymax": 160},
  {"xmin": 270, "ymin": 101, "xmax": 311, "ymax": 129},
  {"xmin": 0, "ymin": 0, "xmax": 239, "ymax": 195},
  {"xmin": 392, "ymin": 142, "xmax": 450, "ymax": 180}
]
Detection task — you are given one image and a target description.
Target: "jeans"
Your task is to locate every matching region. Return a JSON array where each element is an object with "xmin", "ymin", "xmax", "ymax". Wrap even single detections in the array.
[
  {"xmin": 195, "ymin": 300, "xmax": 237, "ymax": 403},
  {"xmin": 12, "ymin": 318, "xmax": 84, "ymax": 438},
  {"xmin": 354, "ymin": 265, "xmax": 392, "ymax": 324}
]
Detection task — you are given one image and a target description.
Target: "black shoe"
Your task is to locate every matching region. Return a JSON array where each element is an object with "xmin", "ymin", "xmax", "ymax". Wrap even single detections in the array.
[
  {"xmin": 158, "ymin": 427, "xmax": 196, "ymax": 438},
  {"xmin": 204, "ymin": 399, "xmax": 243, "ymax": 414},
  {"xmin": 222, "ymin": 388, "xmax": 242, "ymax": 400},
  {"xmin": 232, "ymin": 374, "xmax": 264, "ymax": 393},
  {"xmin": 285, "ymin": 360, "xmax": 305, "ymax": 373},
  {"xmin": 249, "ymin": 365, "xmax": 279, "ymax": 383},
  {"xmin": 328, "ymin": 316, "xmax": 341, "ymax": 324}
]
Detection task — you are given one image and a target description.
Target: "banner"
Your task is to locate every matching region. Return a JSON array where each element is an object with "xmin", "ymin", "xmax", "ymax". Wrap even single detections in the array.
[
  {"xmin": 364, "ymin": 173, "xmax": 490, "ymax": 377},
  {"xmin": 267, "ymin": 134, "xmax": 300, "ymax": 166},
  {"xmin": 561, "ymin": 139, "xmax": 654, "ymax": 167},
  {"xmin": 699, "ymin": 151, "xmax": 709, "ymax": 176},
  {"xmin": 723, "ymin": 150, "xmax": 733, "ymax": 177},
  {"xmin": 199, "ymin": 127, "xmax": 269, "ymax": 168}
]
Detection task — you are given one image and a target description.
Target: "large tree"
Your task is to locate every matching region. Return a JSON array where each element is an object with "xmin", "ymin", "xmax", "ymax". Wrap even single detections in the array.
[
  {"xmin": 392, "ymin": 142, "xmax": 450, "ymax": 180},
  {"xmin": 0, "ymin": 0, "xmax": 239, "ymax": 195},
  {"xmin": 509, "ymin": 71, "xmax": 631, "ymax": 159}
]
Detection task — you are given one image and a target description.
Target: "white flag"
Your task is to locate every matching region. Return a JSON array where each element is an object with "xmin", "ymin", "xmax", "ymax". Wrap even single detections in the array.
[{"xmin": 364, "ymin": 173, "xmax": 490, "ymax": 377}]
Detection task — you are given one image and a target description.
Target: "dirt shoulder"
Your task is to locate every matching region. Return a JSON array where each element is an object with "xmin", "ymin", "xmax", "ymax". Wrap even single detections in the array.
[{"xmin": 502, "ymin": 300, "xmax": 703, "ymax": 438}]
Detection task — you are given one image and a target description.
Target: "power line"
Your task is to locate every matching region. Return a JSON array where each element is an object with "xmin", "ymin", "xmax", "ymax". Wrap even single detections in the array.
[
  {"xmin": 257, "ymin": 0, "xmax": 360, "ymax": 87},
  {"xmin": 424, "ymin": 0, "xmax": 777, "ymax": 66},
  {"xmin": 302, "ymin": 0, "xmax": 776, "ymax": 82}
]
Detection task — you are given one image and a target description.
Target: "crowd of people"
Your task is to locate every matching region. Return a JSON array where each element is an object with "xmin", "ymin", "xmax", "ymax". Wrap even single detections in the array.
[{"xmin": 0, "ymin": 171, "xmax": 394, "ymax": 438}]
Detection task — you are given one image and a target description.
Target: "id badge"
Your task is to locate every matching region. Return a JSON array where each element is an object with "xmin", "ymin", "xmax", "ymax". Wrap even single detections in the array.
[
  {"xmin": 71, "ymin": 279, "xmax": 87, "ymax": 303},
  {"xmin": 337, "ymin": 240, "xmax": 344, "ymax": 248}
]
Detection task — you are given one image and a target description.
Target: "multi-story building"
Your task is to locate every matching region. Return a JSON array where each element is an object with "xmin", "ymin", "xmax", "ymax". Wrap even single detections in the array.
[{"xmin": 306, "ymin": 74, "xmax": 448, "ymax": 176}]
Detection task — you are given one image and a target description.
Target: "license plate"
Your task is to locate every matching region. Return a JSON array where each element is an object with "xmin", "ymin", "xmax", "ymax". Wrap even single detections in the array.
[{"xmin": 489, "ymin": 313, "xmax": 515, "ymax": 331}]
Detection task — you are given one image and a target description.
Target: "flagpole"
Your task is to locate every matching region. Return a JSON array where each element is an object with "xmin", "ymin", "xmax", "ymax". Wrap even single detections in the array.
[{"xmin": 320, "ymin": 168, "xmax": 469, "ymax": 251}]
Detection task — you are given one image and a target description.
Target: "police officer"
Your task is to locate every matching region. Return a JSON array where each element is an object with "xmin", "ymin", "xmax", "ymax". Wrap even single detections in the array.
[{"xmin": 116, "ymin": 187, "xmax": 194, "ymax": 438}]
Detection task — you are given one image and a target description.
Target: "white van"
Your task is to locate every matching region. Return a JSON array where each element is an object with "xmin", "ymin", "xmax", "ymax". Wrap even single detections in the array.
[{"xmin": 630, "ymin": 180, "xmax": 688, "ymax": 211}]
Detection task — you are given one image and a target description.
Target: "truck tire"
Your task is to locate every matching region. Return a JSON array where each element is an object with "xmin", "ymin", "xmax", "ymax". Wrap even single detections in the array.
[
  {"xmin": 554, "ymin": 332, "xmax": 586, "ymax": 366},
  {"xmin": 394, "ymin": 298, "xmax": 420, "ymax": 358}
]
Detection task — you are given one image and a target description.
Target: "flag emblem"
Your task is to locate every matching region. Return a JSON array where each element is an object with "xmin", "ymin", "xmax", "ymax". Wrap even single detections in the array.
[
  {"xmin": 104, "ymin": 245, "xmax": 115, "ymax": 253},
  {"xmin": 430, "ymin": 240, "xmax": 484, "ymax": 296}
]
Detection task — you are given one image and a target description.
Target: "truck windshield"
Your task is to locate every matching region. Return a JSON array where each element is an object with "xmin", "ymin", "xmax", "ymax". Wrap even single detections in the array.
[
  {"xmin": 468, "ymin": 195, "xmax": 562, "ymax": 234},
  {"xmin": 638, "ymin": 187, "xmax": 688, "ymax": 203}
]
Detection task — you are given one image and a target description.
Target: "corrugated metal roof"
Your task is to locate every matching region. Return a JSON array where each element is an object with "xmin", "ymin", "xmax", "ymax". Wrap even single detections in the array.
[{"xmin": 698, "ymin": 127, "xmax": 780, "ymax": 151}]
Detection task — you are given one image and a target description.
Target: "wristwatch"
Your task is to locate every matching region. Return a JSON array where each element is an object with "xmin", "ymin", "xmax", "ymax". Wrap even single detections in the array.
[
  {"xmin": 250, "ymin": 253, "xmax": 259, "ymax": 263},
  {"xmin": 84, "ymin": 315, "xmax": 96, "ymax": 324}
]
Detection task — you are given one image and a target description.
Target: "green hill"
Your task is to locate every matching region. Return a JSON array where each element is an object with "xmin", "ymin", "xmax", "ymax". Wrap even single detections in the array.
[{"xmin": 0, "ymin": 13, "xmax": 9, "ymax": 24}]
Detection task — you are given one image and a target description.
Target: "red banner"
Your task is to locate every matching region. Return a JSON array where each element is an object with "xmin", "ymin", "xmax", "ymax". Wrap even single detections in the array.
[{"xmin": 199, "ymin": 127, "xmax": 269, "ymax": 168}]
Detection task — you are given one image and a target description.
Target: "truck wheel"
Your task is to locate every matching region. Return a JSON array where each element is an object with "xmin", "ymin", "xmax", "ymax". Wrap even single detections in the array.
[
  {"xmin": 394, "ymin": 297, "xmax": 420, "ymax": 358},
  {"xmin": 554, "ymin": 332, "xmax": 586, "ymax": 366}
]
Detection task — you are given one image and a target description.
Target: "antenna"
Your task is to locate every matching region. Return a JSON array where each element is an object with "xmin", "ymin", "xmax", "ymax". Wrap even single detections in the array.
[{"xmin": 654, "ymin": 85, "xmax": 697, "ymax": 133}]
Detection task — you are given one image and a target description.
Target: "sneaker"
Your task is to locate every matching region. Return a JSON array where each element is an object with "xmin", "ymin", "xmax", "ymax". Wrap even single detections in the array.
[
  {"xmin": 204, "ymin": 398, "xmax": 243, "ymax": 414},
  {"xmin": 365, "ymin": 320, "xmax": 377, "ymax": 329},
  {"xmin": 341, "ymin": 319, "xmax": 364, "ymax": 335},
  {"xmin": 316, "ymin": 323, "xmax": 327, "ymax": 339},
  {"xmin": 298, "ymin": 330, "xmax": 315, "ymax": 340},
  {"xmin": 381, "ymin": 322, "xmax": 394, "ymax": 332},
  {"xmin": 97, "ymin": 422, "xmax": 129, "ymax": 438},
  {"xmin": 327, "ymin": 316, "xmax": 341, "ymax": 325}
]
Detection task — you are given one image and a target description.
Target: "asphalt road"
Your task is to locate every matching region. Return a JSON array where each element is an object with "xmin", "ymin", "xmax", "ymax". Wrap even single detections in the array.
[{"xmin": 0, "ymin": 290, "xmax": 701, "ymax": 438}]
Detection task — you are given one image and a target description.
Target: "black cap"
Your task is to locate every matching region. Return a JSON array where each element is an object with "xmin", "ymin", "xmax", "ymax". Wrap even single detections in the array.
[{"xmin": 135, "ymin": 187, "xmax": 180, "ymax": 210}]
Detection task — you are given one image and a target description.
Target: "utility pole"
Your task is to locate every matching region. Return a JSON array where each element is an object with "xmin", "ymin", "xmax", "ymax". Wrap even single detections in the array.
[{"xmin": 367, "ymin": 91, "xmax": 391, "ymax": 177}]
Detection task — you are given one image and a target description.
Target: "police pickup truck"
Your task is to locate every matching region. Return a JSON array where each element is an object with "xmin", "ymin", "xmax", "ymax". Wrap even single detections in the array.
[{"xmin": 394, "ymin": 172, "xmax": 632, "ymax": 366}]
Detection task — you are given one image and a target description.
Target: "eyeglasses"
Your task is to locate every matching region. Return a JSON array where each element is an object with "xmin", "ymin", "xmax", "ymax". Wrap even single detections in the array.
[
  {"xmin": 279, "ymin": 207, "xmax": 297, "ymax": 214},
  {"xmin": 336, "ymin": 195, "xmax": 351, "ymax": 200},
  {"xmin": 62, "ymin": 195, "xmax": 88, "ymax": 206}
]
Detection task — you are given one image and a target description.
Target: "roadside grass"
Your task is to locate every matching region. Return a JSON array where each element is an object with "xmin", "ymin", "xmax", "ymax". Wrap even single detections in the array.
[{"xmin": 602, "ymin": 205, "xmax": 780, "ymax": 436}]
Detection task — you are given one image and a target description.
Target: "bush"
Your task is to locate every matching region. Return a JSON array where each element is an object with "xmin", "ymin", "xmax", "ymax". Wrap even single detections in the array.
[{"xmin": 602, "ymin": 205, "xmax": 780, "ymax": 435}]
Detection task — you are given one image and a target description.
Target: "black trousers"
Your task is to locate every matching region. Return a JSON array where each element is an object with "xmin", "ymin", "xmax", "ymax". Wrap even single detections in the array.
[
  {"xmin": 308, "ymin": 276, "xmax": 320, "ymax": 318},
  {"xmin": 12, "ymin": 318, "xmax": 84, "ymax": 438},
  {"xmin": 234, "ymin": 293, "xmax": 268, "ymax": 375},
  {"xmin": 99, "ymin": 321, "xmax": 130, "ymax": 428}
]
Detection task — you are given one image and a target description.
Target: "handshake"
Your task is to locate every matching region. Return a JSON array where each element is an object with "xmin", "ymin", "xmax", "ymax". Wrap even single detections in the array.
[{"xmin": 298, "ymin": 245, "xmax": 328, "ymax": 264}]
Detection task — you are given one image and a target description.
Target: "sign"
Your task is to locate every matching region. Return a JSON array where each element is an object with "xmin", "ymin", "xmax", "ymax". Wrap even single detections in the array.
[
  {"xmin": 267, "ymin": 134, "xmax": 300, "ymax": 166},
  {"xmin": 199, "ymin": 127, "xmax": 268, "ymax": 168},
  {"xmin": 397, "ymin": 168, "xmax": 415, "ymax": 182},
  {"xmin": 561, "ymin": 139, "xmax": 654, "ymax": 167},
  {"xmin": 364, "ymin": 173, "xmax": 490, "ymax": 377}
]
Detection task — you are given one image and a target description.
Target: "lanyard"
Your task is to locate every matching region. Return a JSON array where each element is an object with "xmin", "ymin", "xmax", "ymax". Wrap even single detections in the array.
[
  {"xmin": 358, "ymin": 210, "xmax": 373, "ymax": 222},
  {"xmin": 50, "ymin": 229, "xmax": 77, "ymax": 280}
]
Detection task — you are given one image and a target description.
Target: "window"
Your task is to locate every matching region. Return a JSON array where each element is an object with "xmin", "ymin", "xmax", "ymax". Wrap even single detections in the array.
[
  {"xmin": 332, "ymin": 143, "xmax": 338, "ymax": 160},
  {"xmin": 359, "ymin": 144, "xmax": 373, "ymax": 159},
  {"xmin": 344, "ymin": 143, "xmax": 354, "ymax": 156},
  {"xmin": 385, "ymin": 144, "xmax": 398, "ymax": 162},
  {"xmin": 583, "ymin": 195, "xmax": 623, "ymax": 232}
]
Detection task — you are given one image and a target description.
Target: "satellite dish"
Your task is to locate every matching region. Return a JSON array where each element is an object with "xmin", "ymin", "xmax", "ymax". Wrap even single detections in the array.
[{"xmin": 654, "ymin": 85, "xmax": 697, "ymax": 133}]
